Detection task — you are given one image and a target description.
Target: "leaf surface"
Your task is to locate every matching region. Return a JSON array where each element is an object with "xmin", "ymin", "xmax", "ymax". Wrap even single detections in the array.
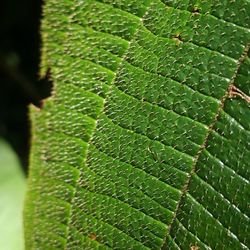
[{"xmin": 24, "ymin": 0, "xmax": 250, "ymax": 249}]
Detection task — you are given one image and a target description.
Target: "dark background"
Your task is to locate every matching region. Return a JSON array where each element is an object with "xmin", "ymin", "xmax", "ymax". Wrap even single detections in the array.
[{"xmin": 0, "ymin": 0, "xmax": 52, "ymax": 173}]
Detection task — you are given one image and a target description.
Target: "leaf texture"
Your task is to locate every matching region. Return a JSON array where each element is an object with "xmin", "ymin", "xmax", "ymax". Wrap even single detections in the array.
[{"xmin": 24, "ymin": 0, "xmax": 250, "ymax": 249}]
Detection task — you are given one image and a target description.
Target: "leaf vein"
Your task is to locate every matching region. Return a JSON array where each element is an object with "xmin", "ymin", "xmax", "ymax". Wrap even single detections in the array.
[{"xmin": 161, "ymin": 42, "xmax": 250, "ymax": 249}]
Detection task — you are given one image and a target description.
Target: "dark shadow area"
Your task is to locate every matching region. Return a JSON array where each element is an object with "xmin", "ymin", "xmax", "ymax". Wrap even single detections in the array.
[{"xmin": 0, "ymin": 0, "xmax": 52, "ymax": 174}]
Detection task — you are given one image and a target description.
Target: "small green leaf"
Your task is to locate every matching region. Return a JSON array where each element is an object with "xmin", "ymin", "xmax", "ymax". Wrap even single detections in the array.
[{"xmin": 0, "ymin": 139, "xmax": 26, "ymax": 250}]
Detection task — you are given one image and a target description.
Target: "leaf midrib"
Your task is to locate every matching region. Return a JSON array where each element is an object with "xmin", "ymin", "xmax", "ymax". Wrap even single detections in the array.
[
  {"xmin": 160, "ymin": 43, "xmax": 250, "ymax": 249},
  {"xmin": 63, "ymin": 2, "xmax": 155, "ymax": 249}
]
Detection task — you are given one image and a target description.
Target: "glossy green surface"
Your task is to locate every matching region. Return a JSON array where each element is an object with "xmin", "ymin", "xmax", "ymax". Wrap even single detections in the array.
[{"xmin": 24, "ymin": 0, "xmax": 250, "ymax": 249}]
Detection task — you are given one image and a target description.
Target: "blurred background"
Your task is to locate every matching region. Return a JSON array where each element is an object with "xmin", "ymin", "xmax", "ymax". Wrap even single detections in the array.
[
  {"xmin": 0, "ymin": 0, "xmax": 52, "ymax": 172},
  {"xmin": 0, "ymin": 0, "xmax": 51, "ymax": 249}
]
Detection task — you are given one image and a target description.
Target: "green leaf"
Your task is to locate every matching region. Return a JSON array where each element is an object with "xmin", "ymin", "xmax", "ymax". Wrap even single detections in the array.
[
  {"xmin": 24, "ymin": 0, "xmax": 250, "ymax": 249},
  {"xmin": 0, "ymin": 139, "xmax": 26, "ymax": 250}
]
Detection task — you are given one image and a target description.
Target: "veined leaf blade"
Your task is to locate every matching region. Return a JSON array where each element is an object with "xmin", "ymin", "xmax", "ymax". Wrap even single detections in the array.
[{"xmin": 24, "ymin": 1, "xmax": 250, "ymax": 249}]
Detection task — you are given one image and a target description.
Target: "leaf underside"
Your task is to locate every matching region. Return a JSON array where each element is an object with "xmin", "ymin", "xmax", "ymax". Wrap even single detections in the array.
[{"xmin": 24, "ymin": 0, "xmax": 250, "ymax": 249}]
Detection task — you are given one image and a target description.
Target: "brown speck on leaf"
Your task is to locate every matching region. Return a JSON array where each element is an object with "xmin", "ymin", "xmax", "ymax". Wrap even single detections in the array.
[
  {"xmin": 228, "ymin": 84, "xmax": 250, "ymax": 103},
  {"xmin": 89, "ymin": 233, "xmax": 97, "ymax": 240},
  {"xmin": 173, "ymin": 33, "xmax": 183, "ymax": 45},
  {"xmin": 192, "ymin": 6, "xmax": 201, "ymax": 14},
  {"xmin": 190, "ymin": 245, "xmax": 199, "ymax": 250}
]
